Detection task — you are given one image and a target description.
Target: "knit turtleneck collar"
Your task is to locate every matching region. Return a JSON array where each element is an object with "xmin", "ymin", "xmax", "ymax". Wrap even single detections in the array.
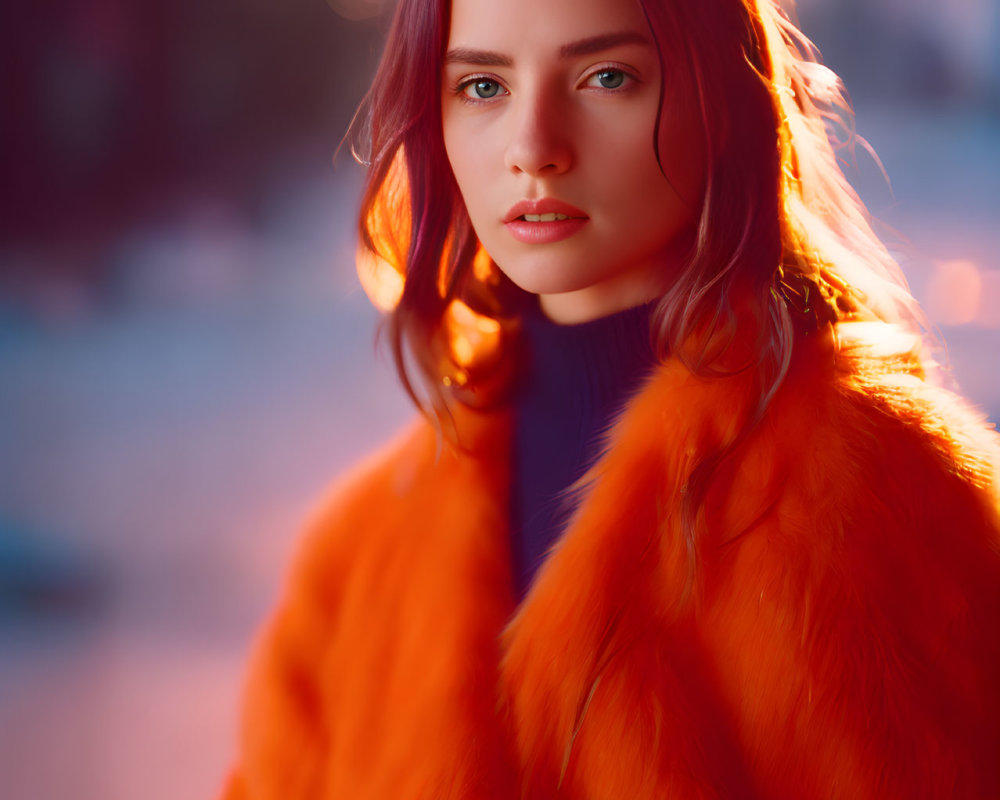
[
  {"xmin": 510, "ymin": 299, "xmax": 658, "ymax": 600},
  {"xmin": 518, "ymin": 299, "xmax": 658, "ymax": 415}
]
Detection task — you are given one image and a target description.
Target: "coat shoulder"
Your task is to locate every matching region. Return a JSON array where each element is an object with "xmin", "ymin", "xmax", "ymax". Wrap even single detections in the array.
[
  {"xmin": 285, "ymin": 401, "xmax": 513, "ymax": 606},
  {"xmin": 711, "ymin": 320, "xmax": 1000, "ymax": 610},
  {"xmin": 287, "ymin": 418, "xmax": 438, "ymax": 594},
  {"xmin": 774, "ymin": 322, "xmax": 1000, "ymax": 543}
]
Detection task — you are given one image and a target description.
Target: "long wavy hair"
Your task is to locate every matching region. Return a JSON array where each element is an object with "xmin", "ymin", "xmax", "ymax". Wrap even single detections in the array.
[{"xmin": 350, "ymin": 0, "xmax": 922, "ymax": 561}]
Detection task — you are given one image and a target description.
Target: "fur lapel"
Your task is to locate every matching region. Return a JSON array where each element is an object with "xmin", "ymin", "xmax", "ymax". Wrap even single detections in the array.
[{"xmin": 495, "ymin": 352, "xmax": 766, "ymax": 799}]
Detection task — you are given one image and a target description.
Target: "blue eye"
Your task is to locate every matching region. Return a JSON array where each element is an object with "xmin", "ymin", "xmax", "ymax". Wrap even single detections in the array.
[
  {"xmin": 593, "ymin": 69, "xmax": 626, "ymax": 89},
  {"xmin": 463, "ymin": 79, "xmax": 503, "ymax": 100}
]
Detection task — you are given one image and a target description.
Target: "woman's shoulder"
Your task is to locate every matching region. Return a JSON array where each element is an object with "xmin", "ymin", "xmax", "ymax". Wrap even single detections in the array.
[
  {"xmin": 278, "ymin": 401, "xmax": 514, "ymax": 609},
  {"xmin": 615, "ymin": 318, "xmax": 998, "ymax": 494},
  {"xmin": 283, "ymin": 418, "xmax": 438, "ymax": 588},
  {"xmin": 710, "ymin": 319, "xmax": 1000, "ymax": 587},
  {"xmin": 618, "ymin": 319, "xmax": 1000, "ymax": 568},
  {"xmin": 802, "ymin": 321, "xmax": 1000, "ymax": 506},
  {"xmin": 307, "ymin": 420, "xmax": 437, "ymax": 532}
]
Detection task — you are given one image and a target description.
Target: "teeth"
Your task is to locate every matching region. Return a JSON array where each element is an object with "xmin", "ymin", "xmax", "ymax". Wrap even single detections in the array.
[{"xmin": 522, "ymin": 213, "xmax": 569, "ymax": 222}]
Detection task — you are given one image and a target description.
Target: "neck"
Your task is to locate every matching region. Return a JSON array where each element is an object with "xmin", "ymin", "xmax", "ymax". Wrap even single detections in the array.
[{"xmin": 537, "ymin": 276, "xmax": 662, "ymax": 324}]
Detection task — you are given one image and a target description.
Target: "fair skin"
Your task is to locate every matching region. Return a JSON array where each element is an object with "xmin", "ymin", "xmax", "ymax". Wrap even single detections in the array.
[{"xmin": 441, "ymin": 0, "xmax": 704, "ymax": 324}]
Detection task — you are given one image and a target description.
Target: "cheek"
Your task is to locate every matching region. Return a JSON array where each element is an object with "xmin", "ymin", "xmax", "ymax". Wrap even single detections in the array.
[
  {"xmin": 443, "ymin": 119, "xmax": 490, "ymax": 215},
  {"xmin": 596, "ymin": 131, "xmax": 689, "ymax": 227},
  {"xmin": 580, "ymin": 100, "xmax": 696, "ymax": 209}
]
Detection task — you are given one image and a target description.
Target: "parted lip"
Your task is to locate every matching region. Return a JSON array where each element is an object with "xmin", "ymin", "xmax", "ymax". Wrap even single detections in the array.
[{"xmin": 503, "ymin": 198, "xmax": 588, "ymax": 223}]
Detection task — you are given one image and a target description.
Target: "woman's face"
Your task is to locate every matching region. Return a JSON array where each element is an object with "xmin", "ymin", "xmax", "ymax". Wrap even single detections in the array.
[{"xmin": 441, "ymin": 0, "xmax": 704, "ymax": 323}]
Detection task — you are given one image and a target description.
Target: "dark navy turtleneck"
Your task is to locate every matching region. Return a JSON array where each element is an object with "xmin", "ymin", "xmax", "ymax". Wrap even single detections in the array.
[{"xmin": 510, "ymin": 300, "xmax": 658, "ymax": 601}]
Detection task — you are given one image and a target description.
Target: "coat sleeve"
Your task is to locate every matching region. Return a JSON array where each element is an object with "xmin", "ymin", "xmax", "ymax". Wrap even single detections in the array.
[{"xmin": 699, "ymin": 388, "xmax": 1000, "ymax": 799}]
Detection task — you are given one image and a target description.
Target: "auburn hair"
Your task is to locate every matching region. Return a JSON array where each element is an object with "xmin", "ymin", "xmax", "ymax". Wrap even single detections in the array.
[{"xmin": 349, "ymin": 0, "xmax": 923, "ymax": 563}]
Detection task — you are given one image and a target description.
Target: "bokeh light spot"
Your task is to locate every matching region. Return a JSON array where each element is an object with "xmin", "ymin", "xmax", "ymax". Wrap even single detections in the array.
[{"xmin": 926, "ymin": 259, "xmax": 982, "ymax": 326}]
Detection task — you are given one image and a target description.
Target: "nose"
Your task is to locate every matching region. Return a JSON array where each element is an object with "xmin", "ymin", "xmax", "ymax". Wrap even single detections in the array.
[{"xmin": 503, "ymin": 87, "xmax": 573, "ymax": 177}]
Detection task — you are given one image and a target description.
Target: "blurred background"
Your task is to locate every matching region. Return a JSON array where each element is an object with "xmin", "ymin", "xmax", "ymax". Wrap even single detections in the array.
[{"xmin": 0, "ymin": 0, "xmax": 997, "ymax": 797}]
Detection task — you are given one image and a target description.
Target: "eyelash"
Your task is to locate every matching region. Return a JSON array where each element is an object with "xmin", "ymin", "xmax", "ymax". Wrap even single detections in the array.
[
  {"xmin": 453, "ymin": 75, "xmax": 509, "ymax": 105},
  {"xmin": 451, "ymin": 65, "xmax": 639, "ymax": 106},
  {"xmin": 583, "ymin": 67, "xmax": 637, "ymax": 92}
]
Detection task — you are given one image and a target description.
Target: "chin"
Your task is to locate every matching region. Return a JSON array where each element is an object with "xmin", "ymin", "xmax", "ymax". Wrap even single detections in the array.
[
  {"xmin": 506, "ymin": 273, "xmax": 595, "ymax": 300},
  {"xmin": 493, "ymin": 255, "xmax": 600, "ymax": 298}
]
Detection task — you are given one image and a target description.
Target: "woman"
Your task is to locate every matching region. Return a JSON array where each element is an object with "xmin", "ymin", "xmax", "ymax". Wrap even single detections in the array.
[{"xmin": 223, "ymin": 0, "xmax": 1000, "ymax": 797}]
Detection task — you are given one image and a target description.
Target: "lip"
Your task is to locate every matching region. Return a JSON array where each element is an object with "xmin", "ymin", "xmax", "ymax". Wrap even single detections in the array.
[
  {"xmin": 503, "ymin": 198, "xmax": 588, "ymax": 223},
  {"xmin": 503, "ymin": 198, "xmax": 589, "ymax": 244}
]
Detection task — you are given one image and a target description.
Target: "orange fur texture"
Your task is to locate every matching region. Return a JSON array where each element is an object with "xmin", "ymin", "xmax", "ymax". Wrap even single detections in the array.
[{"xmin": 223, "ymin": 323, "xmax": 1000, "ymax": 799}]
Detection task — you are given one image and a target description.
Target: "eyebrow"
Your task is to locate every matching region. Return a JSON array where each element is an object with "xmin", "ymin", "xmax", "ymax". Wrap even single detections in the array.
[
  {"xmin": 443, "ymin": 30, "xmax": 652, "ymax": 67},
  {"xmin": 559, "ymin": 31, "xmax": 652, "ymax": 59}
]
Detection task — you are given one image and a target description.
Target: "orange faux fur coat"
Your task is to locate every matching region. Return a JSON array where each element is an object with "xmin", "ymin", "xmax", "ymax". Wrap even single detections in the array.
[{"xmin": 223, "ymin": 321, "xmax": 1000, "ymax": 799}]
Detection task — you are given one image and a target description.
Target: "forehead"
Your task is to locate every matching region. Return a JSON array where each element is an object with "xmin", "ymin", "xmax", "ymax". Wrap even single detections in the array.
[{"xmin": 446, "ymin": 0, "xmax": 653, "ymax": 53}]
